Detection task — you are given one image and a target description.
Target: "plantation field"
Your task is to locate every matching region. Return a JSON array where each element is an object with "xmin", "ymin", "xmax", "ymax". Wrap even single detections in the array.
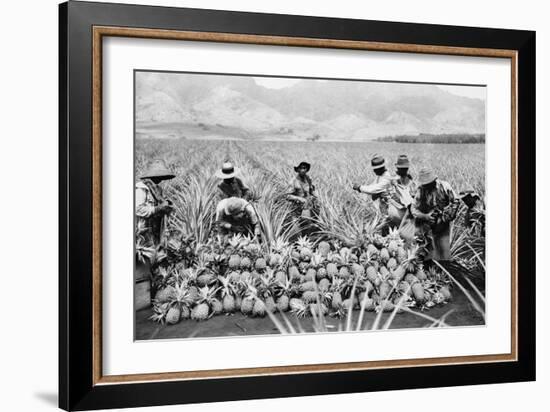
[{"xmin": 136, "ymin": 138, "xmax": 486, "ymax": 337}]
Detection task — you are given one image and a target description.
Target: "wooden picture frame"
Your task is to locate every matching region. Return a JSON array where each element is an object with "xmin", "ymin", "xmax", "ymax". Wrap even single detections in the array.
[{"xmin": 59, "ymin": 1, "xmax": 535, "ymax": 410}]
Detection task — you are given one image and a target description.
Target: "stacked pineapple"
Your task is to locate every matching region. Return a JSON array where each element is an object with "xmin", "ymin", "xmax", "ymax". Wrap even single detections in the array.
[{"xmin": 149, "ymin": 230, "xmax": 453, "ymax": 326}]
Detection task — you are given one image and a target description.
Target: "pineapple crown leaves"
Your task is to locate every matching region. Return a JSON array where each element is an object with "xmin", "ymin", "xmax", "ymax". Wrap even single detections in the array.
[
  {"xmin": 196, "ymin": 285, "xmax": 222, "ymax": 304},
  {"xmin": 309, "ymin": 253, "xmax": 326, "ymax": 268},
  {"xmin": 218, "ymin": 276, "xmax": 237, "ymax": 298},
  {"xmin": 295, "ymin": 235, "xmax": 314, "ymax": 251}
]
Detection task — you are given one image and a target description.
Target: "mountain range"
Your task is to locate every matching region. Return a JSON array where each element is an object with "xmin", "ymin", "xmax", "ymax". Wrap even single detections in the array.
[{"xmin": 135, "ymin": 72, "xmax": 485, "ymax": 141}]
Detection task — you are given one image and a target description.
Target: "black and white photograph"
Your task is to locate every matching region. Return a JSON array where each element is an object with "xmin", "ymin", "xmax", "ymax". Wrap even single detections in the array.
[{"xmin": 134, "ymin": 71, "xmax": 487, "ymax": 340}]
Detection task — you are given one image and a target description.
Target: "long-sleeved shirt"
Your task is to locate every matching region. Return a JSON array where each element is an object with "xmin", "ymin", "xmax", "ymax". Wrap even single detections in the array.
[
  {"xmin": 218, "ymin": 177, "xmax": 250, "ymax": 200},
  {"xmin": 135, "ymin": 179, "xmax": 166, "ymax": 244},
  {"xmin": 411, "ymin": 179, "xmax": 457, "ymax": 217},
  {"xmin": 215, "ymin": 198, "xmax": 258, "ymax": 230},
  {"xmin": 287, "ymin": 175, "xmax": 315, "ymax": 200},
  {"xmin": 358, "ymin": 171, "xmax": 405, "ymax": 215}
]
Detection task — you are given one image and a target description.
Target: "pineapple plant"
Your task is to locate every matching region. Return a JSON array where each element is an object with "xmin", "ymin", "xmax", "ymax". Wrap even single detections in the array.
[
  {"xmin": 268, "ymin": 253, "xmax": 283, "ymax": 267},
  {"xmin": 296, "ymin": 236, "xmax": 314, "ymax": 261},
  {"xmin": 386, "ymin": 257, "xmax": 397, "ymax": 270},
  {"xmin": 240, "ymin": 296, "xmax": 254, "ymax": 315},
  {"xmin": 299, "ymin": 280, "xmax": 317, "ymax": 293},
  {"xmin": 180, "ymin": 305, "xmax": 190, "ymax": 320},
  {"xmin": 252, "ymin": 299, "xmax": 267, "ymax": 317},
  {"xmin": 318, "ymin": 278, "xmax": 331, "ymax": 292},
  {"xmin": 440, "ymin": 286, "xmax": 452, "ymax": 301},
  {"xmin": 351, "ymin": 263, "xmax": 365, "ymax": 277},
  {"xmin": 316, "ymin": 267, "xmax": 328, "ymax": 281},
  {"xmin": 366, "ymin": 266, "xmax": 378, "ymax": 283},
  {"xmin": 302, "ymin": 290, "xmax": 319, "ymax": 304},
  {"xmin": 211, "ymin": 298, "xmax": 223, "ymax": 315},
  {"xmin": 276, "ymin": 294, "xmax": 290, "ymax": 312},
  {"xmin": 412, "ymin": 283, "xmax": 426, "ymax": 303},
  {"xmin": 304, "ymin": 268, "xmax": 317, "ymax": 281},
  {"xmin": 329, "ymin": 278, "xmax": 344, "ymax": 310},
  {"xmin": 380, "ymin": 248, "xmax": 390, "ymax": 262},
  {"xmin": 219, "ymin": 276, "xmax": 237, "ymax": 313},
  {"xmin": 288, "ymin": 266, "xmax": 301, "ymax": 281},
  {"xmin": 338, "ymin": 266, "xmax": 351, "ymax": 279},
  {"xmin": 190, "ymin": 285, "xmax": 220, "ymax": 321},
  {"xmin": 378, "ymin": 281, "xmax": 392, "ymax": 300}
]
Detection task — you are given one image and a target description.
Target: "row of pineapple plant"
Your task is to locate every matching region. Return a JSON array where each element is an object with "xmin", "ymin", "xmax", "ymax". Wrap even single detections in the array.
[{"xmin": 149, "ymin": 230, "xmax": 453, "ymax": 326}]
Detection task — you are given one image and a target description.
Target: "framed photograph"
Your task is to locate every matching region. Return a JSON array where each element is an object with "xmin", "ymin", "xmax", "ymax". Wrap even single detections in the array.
[{"xmin": 59, "ymin": 1, "xmax": 535, "ymax": 410}]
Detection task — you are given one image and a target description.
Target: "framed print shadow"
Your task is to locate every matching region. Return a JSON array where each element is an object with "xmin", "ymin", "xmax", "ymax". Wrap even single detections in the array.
[{"xmin": 59, "ymin": 1, "xmax": 536, "ymax": 410}]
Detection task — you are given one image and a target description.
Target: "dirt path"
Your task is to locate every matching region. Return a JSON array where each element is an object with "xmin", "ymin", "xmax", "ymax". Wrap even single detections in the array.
[{"xmin": 135, "ymin": 288, "xmax": 484, "ymax": 340}]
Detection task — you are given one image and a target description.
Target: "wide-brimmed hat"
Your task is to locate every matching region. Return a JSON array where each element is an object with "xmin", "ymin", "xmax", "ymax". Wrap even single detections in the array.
[
  {"xmin": 294, "ymin": 161, "xmax": 311, "ymax": 172},
  {"xmin": 395, "ymin": 154, "xmax": 410, "ymax": 168},
  {"xmin": 140, "ymin": 159, "xmax": 175, "ymax": 180},
  {"xmin": 223, "ymin": 197, "xmax": 245, "ymax": 215},
  {"xmin": 418, "ymin": 168, "xmax": 437, "ymax": 186},
  {"xmin": 371, "ymin": 154, "xmax": 386, "ymax": 170},
  {"xmin": 216, "ymin": 162, "xmax": 239, "ymax": 179},
  {"xmin": 459, "ymin": 186, "xmax": 480, "ymax": 200}
]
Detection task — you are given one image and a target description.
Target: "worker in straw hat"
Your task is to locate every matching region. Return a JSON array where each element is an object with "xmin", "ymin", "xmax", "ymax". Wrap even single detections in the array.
[
  {"xmin": 352, "ymin": 154, "xmax": 410, "ymax": 233},
  {"xmin": 459, "ymin": 185, "xmax": 485, "ymax": 236},
  {"xmin": 287, "ymin": 161, "xmax": 318, "ymax": 220},
  {"xmin": 393, "ymin": 154, "xmax": 416, "ymax": 243},
  {"xmin": 216, "ymin": 161, "xmax": 252, "ymax": 200},
  {"xmin": 215, "ymin": 197, "xmax": 261, "ymax": 240},
  {"xmin": 411, "ymin": 167, "xmax": 460, "ymax": 261},
  {"xmin": 135, "ymin": 159, "xmax": 176, "ymax": 246}
]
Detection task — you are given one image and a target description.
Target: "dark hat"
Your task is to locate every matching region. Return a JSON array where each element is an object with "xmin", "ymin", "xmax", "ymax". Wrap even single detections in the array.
[
  {"xmin": 459, "ymin": 186, "xmax": 480, "ymax": 200},
  {"xmin": 294, "ymin": 161, "xmax": 311, "ymax": 172},
  {"xmin": 216, "ymin": 162, "xmax": 240, "ymax": 179},
  {"xmin": 140, "ymin": 159, "xmax": 175, "ymax": 180},
  {"xmin": 395, "ymin": 154, "xmax": 410, "ymax": 168},
  {"xmin": 371, "ymin": 154, "xmax": 386, "ymax": 170},
  {"xmin": 418, "ymin": 168, "xmax": 437, "ymax": 186}
]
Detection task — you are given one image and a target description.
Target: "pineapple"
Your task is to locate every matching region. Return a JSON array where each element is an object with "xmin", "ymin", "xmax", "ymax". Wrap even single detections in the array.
[
  {"xmin": 366, "ymin": 266, "xmax": 378, "ymax": 283},
  {"xmin": 191, "ymin": 303, "xmax": 210, "ymax": 321},
  {"xmin": 317, "ymin": 241, "xmax": 331, "ymax": 257},
  {"xmin": 275, "ymin": 270, "xmax": 287, "ymax": 284},
  {"xmin": 316, "ymin": 267, "xmax": 328, "ymax": 281},
  {"xmin": 405, "ymin": 273, "xmax": 419, "ymax": 285},
  {"xmin": 380, "ymin": 248, "xmax": 390, "ymax": 262},
  {"xmin": 166, "ymin": 306, "xmax": 181, "ymax": 325},
  {"xmin": 240, "ymin": 256, "xmax": 252, "ymax": 269},
  {"xmin": 252, "ymin": 299, "xmax": 267, "ymax": 317},
  {"xmin": 254, "ymin": 257, "xmax": 267, "ymax": 271},
  {"xmin": 211, "ymin": 299, "xmax": 223, "ymax": 315},
  {"xmin": 396, "ymin": 247, "xmax": 407, "ymax": 264},
  {"xmin": 302, "ymin": 290, "xmax": 319, "ymax": 304},
  {"xmin": 180, "ymin": 305, "xmax": 190, "ymax": 320},
  {"xmin": 342, "ymin": 297, "xmax": 358, "ymax": 310},
  {"xmin": 318, "ymin": 278, "xmax": 331, "ymax": 292},
  {"xmin": 296, "ymin": 236, "xmax": 314, "ymax": 261},
  {"xmin": 222, "ymin": 294, "xmax": 236, "ymax": 313},
  {"xmin": 366, "ymin": 243, "xmax": 378, "ymax": 256},
  {"xmin": 288, "ymin": 266, "xmax": 301, "ymax": 281},
  {"xmin": 154, "ymin": 286, "xmax": 176, "ymax": 303},
  {"xmin": 276, "ymin": 294, "xmax": 290, "ymax": 312},
  {"xmin": 196, "ymin": 270, "xmax": 216, "ymax": 287},
  {"xmin": 338, "ymin": 266, "xmax": 350, "ymax": 279},
  {"xmin": 299, "ymin": 281, "xmax": 317, "ymax": 292},
  {"xmin": 440, "ymin": 286, "xmax": 452, "ymax": 301},
  {"xmin": 416, "ymin": 267, "xmax": 427, "ymax": 281},
  {"xmin": 390, "ymin": 265, "xmax": 406, "ymax": 282},
  {"xmin": 387, "ymin": 257, "xmax": 397, "ymax": 270},
  {"xmin": 378, "ymin": 300, "xmax": 396, "ymax": 312},
  {"xmin": 412, "ymin": 283, "xmax": 425, "ymax": 303},
  {"xmin": 264, "ymin": 296, "xmax": 276, "ymax": 313},
  {"xmin": 379, "ymin": 266, "xmax": 390, "ymax": 279},
  {"xmin": 240, "ymin": 296, "xmax": 254, "ymax": 315},
  {"xmin": 351, "ymin": 263, "xmax": 365, "ymax": 277},
  {"xmin": 228, "ymin": 254, "xmax": 241, "ymax": 269},
  {"xmin": 268, "ymin": 253, "xmax": 283, "ymax": 267},
  {"xmin": 227, "ymin": 271, "xmax": 242, "ymax": 284},
  {"xmin": 326, "ymin": 263, "xmax": 338, "ymax": 278},
  {"xmin": 304, "ymin": 268, "xmax": 317, "ymax": 281}
]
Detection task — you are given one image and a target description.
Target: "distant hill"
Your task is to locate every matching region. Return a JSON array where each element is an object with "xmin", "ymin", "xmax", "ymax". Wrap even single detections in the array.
[
  {"xmin": 376, "ymin": 133, "xmax": 485, "ymax": 144},
  {"xmin": 136, "ymin": 72, "xmax": 485, "ymax": 141}
]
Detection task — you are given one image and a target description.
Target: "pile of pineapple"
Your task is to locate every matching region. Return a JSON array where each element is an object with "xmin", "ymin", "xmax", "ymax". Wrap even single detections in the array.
[{"xmin": 149, "ymin": 229, "xmax": 453, "ymax": 325}]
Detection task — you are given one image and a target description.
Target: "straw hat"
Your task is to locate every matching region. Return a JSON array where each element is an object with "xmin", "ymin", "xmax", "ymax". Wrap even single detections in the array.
[
  {"xmin": 395, "ymin": 154, "xmax": 410, "ymax": 168},
  {"xmin": 418, "ymin": 168, "xmax": 437, "ymax": 186},
  {"xmin": 140, "ymin": 159, "xmax": 175, "ymax": 180},
  {"xmin": 216, "ymin": 162, "xmax": 239, "ymax": 179},
  {"xmin": 371, "ymin": 154, "xmax": 386, "ymax": 170},
  {"xmin": 294, "ymin": 161, "xmax": 311, "ymax": 172}
]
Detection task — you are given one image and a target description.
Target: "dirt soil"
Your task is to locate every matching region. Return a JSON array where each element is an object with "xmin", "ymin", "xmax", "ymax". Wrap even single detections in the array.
[{"xmin": 135, "ymin": 287, "xmax": 484, "ymax": 341}]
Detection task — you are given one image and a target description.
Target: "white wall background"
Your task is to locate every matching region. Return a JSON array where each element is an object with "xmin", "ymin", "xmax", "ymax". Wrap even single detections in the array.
[{"xmin": 0, "ymin": 0, "xmax": 545, "ymax": 411}]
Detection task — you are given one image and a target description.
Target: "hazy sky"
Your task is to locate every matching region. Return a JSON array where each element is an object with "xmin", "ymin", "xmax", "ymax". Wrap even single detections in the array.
[{"xmin": 253, "ymin": 77, "xmax": 486, "ymax": 101}]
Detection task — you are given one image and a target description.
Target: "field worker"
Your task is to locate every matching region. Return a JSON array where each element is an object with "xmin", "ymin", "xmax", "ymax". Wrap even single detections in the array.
[
  {"xmin": 135, "ymin": 159, "xmax": 175, "ymax": 246},
  {"xmin": 216, "ymin": 162, "xmax": 252, "ymax": 200},
  {"xmin": 411, "ymin": 168, "xmax": 460, "ymax": 261},
  {"xmin": 352, "ymin": 154, "xmax": 408, "ymax": 231},
  {"xmin": 393, "ymin": 154, "xmax": 416, "ymax": 242},
  {"xmin": 459, "ymin": 186, "xmax": 485, "ymax": 236},
  {"xmin": 287, "ymin": 161, "xmax": 319, "ymax": 219},
  {"xmin": 215, "ymin": 197, "xmax": 261, "ymax": 239}
]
